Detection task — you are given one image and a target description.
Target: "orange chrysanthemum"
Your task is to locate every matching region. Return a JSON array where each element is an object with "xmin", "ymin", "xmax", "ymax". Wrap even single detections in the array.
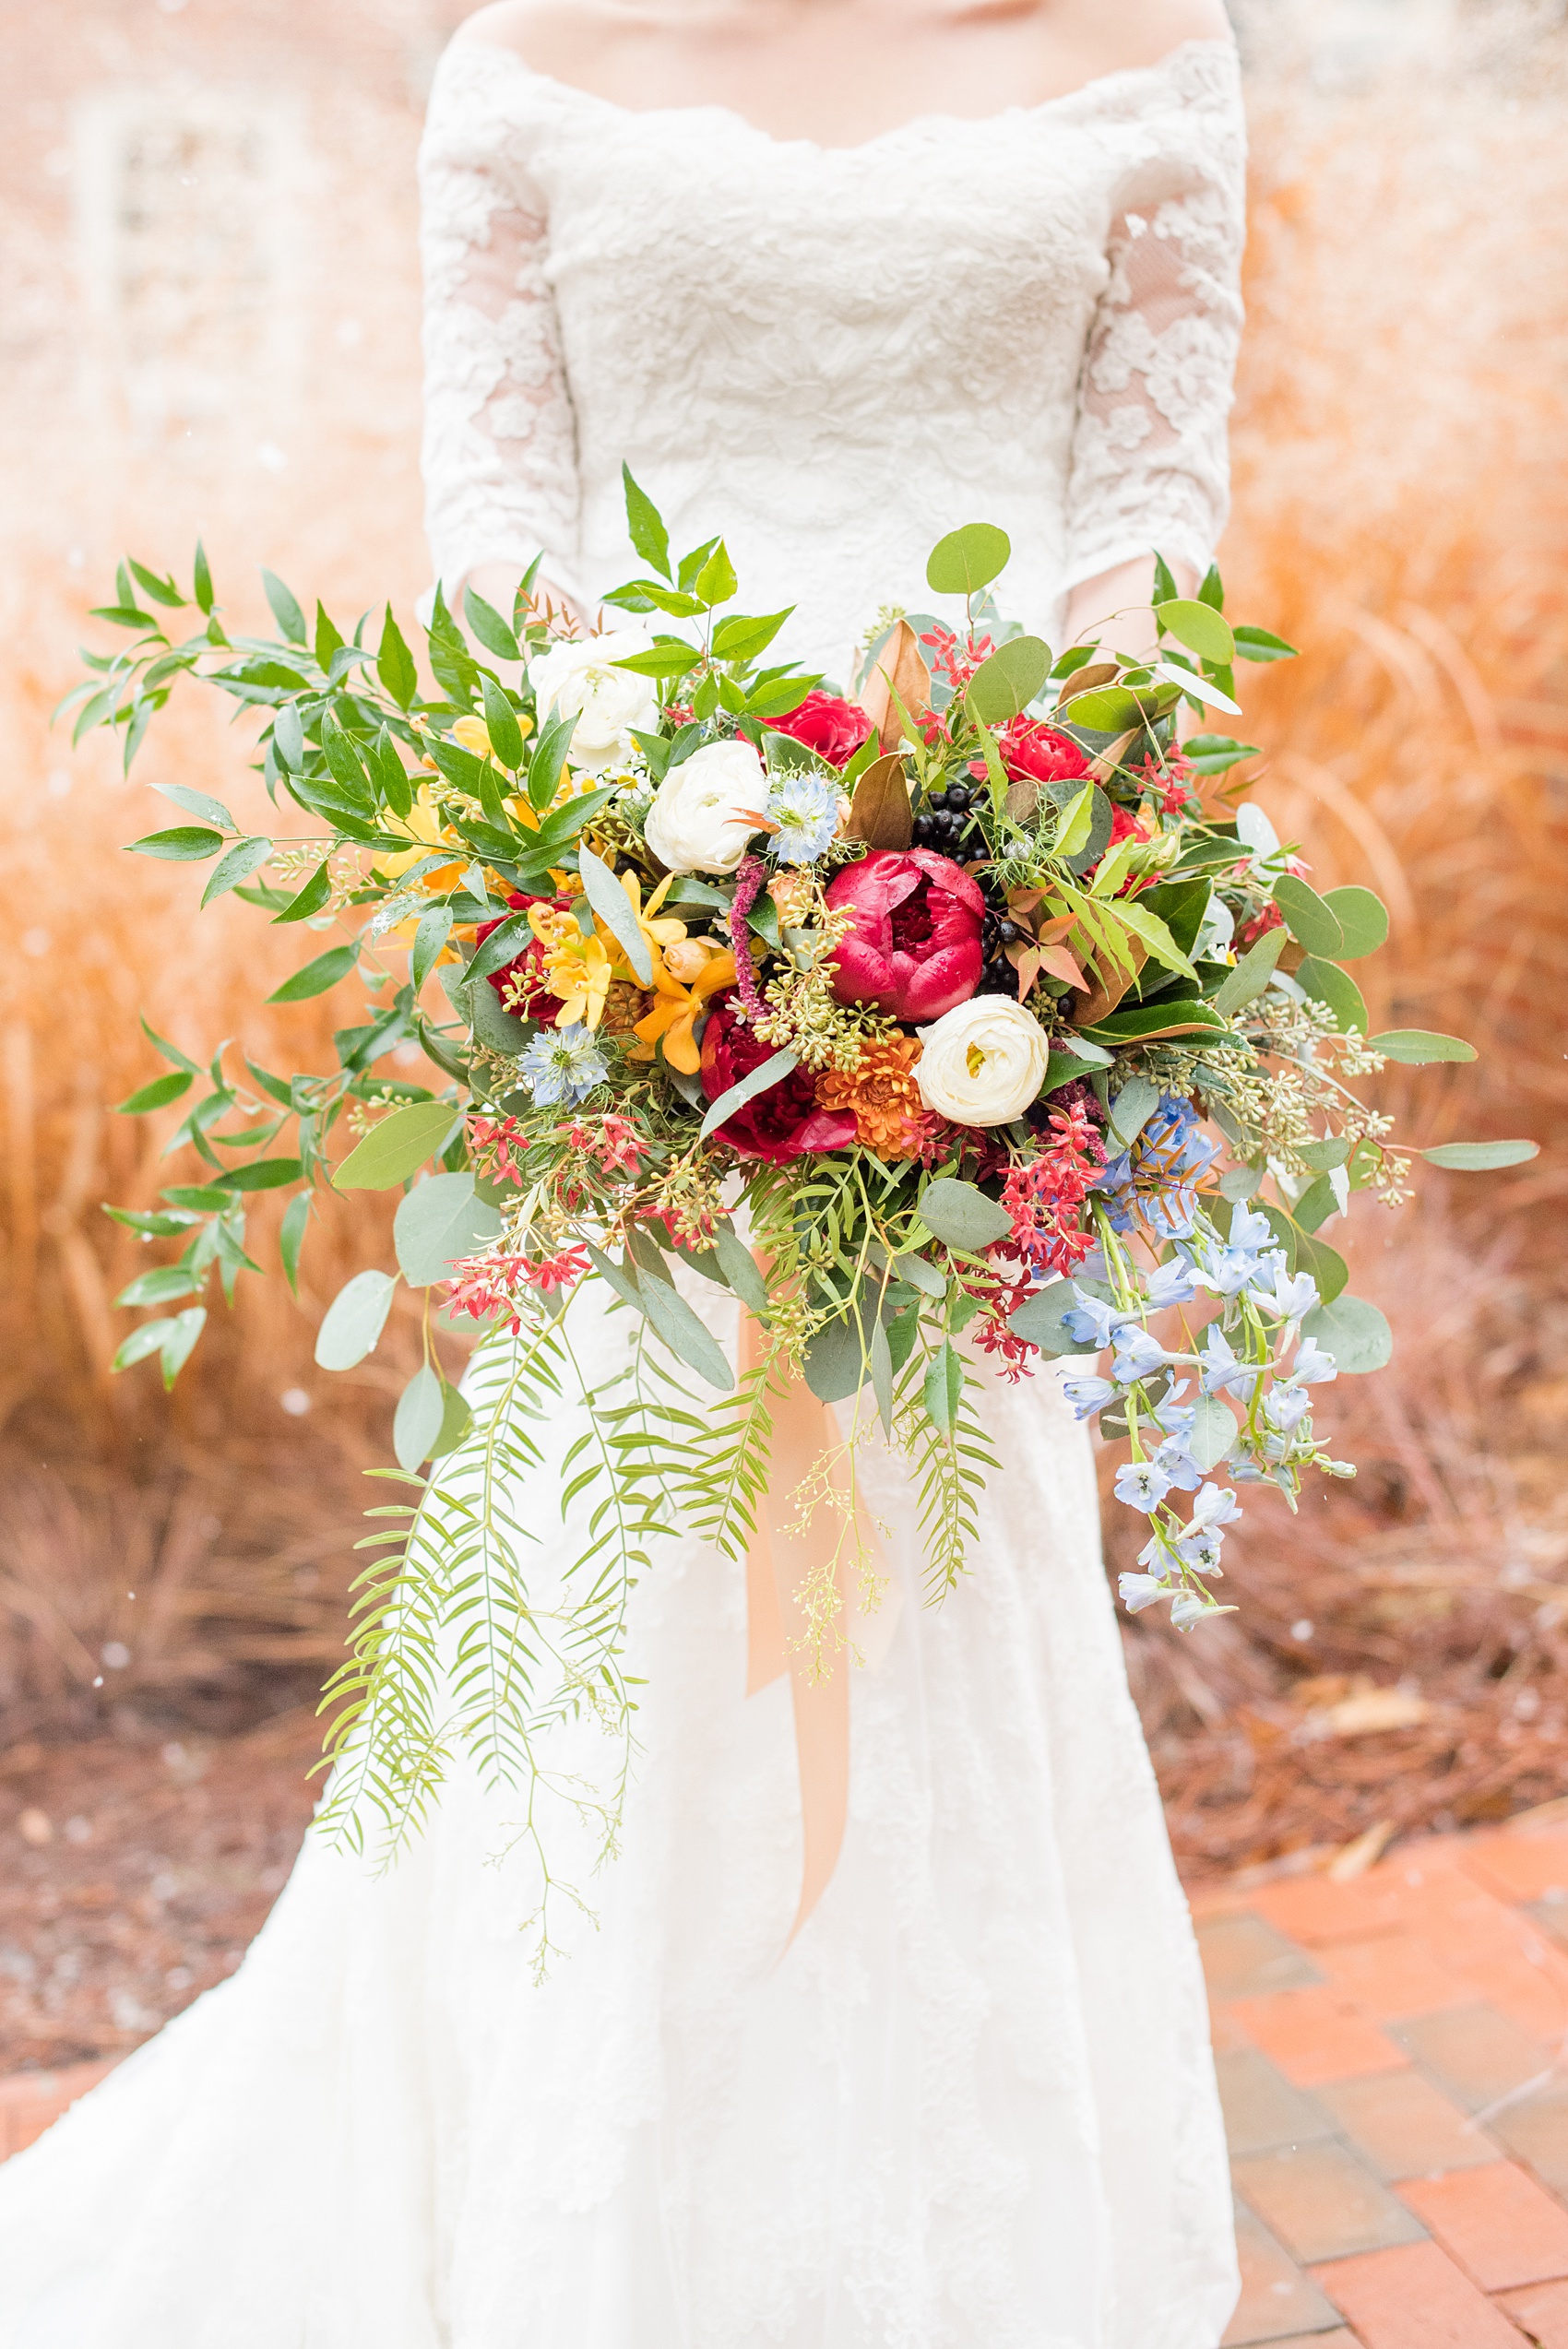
[{"xmin": 814, "ymin": 1035, "xmax": 930, "ymax": 1159}]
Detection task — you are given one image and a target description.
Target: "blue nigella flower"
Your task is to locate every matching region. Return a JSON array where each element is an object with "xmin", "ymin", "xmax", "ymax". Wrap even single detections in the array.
[
  {"xmin": 766, "ymin": 770, "xmax": 841, "ymax": 865},
  {"xmin": 518, "ymin": 1023, "xmax": 610, "ymax": 1109}
]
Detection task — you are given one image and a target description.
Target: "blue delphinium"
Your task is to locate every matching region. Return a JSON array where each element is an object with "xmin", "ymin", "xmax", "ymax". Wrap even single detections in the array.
[{"xmin": 518, "ymin": 1023, "xmax": 609, "ymax": 1109}]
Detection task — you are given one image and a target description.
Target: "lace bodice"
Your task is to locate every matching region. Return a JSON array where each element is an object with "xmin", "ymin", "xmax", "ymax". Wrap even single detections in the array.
[{"xmin": 420, "ymin": 38, "xmax": 1246, "ymax": 673}]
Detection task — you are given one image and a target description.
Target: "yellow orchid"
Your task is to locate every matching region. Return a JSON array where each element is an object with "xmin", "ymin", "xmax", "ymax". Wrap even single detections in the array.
[
  {"xmin": 631, "ymin": 949, "xmax": 738, "ymax": 1074},
  {"xmin": 379, "ymin": 783, "xmax": 463, "ymax": 887}
]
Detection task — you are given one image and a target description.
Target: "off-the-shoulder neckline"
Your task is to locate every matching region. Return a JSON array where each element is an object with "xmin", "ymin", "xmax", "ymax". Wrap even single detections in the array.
[{"xmin": 441, "ymin": 32, "xmax": 1238, "ymax": 159}]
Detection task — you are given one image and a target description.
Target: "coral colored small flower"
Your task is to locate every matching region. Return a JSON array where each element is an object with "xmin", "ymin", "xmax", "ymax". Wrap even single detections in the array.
[
  {"xmin": 814, "ymin": 1036, "xmax": 928, "ymax": 1158},
  {"xmin": 824, "ymin": 848, "xmax": 985, "ymax": 1022}
]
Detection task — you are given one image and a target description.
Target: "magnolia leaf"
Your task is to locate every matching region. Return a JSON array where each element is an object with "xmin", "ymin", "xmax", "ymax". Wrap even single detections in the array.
[
  {"xmin": 1321, "ymin": 884, "xmax": 1389, "ymax": 960},
  {"xmin": 1273, "ymin": 873, "xmax": 1345, "ymax": 958},
  {"xmin": 315, "ymin": 1268, "xmax": 398, "ymax": 1370},
  {"xmin": 1082, "ymin": 999, "xmax": 1224, "ymax": 1046},
  {"xmin": 577, "ymin": 844, "xmax": 654, "ymax": 984},
  {"xmin": 335, "ymin": 1100, "xmax": 463, "ymax": 1190},
  {"xmin": 1301, "ymin": 1292, "xmax": 1393, "ymax": 1374},
  {"xmin": 845, "ymin": 753, "xmax": 912, "ymax": 849},
  {"xmin": 393, "ymin": 1171, "xmax": 503, "ymax": 1286},
  {"xmin": 925, "ymin": 523, "xmax": 1010, "ymax": 597},
  {"xmin": 859, "ymin": 620, "xmax": 933, "ymax": 753},
  {"xmin": 1420, "ymin": 1139, "xmax": 1538, "ymax": 1171},
  {"xmin": 698, "ymin": 1047, "xmax": 799, "ymax": 1142},
  {"xmin": 918, "ymin": 1177, "xmax": 1013, "ymax": 1252},
  {"xmin": 1368, "ymin": 1029, "xmax": 1477, "ymax": 1064},
  {"xmin": 393, "ymin": 1364, "xmax": 446, "ymax": 1473},
  {"xmin": 1154, "ymin": 598, "xmax": 1235, "ymax": 665}
]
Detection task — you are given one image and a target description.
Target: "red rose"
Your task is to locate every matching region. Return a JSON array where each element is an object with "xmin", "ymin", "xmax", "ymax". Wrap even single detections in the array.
[
  {"xmin": 699, "ymin": 991, "xmax": 856, "ymax": 1164},
  {"xmin": 768, "ymin": 690, "xmax": 873, "ymax": 770},
  {"xmin": 823, "ymin": 848, "xmax": 985, "ymax": 1023},
  {"xmin": 995, "ymin": 718, "xmax": 1091, "ymax": 789},
  {"xmin": 475, "ymin": 890, "xmax": 567, "ymax": 1025}
]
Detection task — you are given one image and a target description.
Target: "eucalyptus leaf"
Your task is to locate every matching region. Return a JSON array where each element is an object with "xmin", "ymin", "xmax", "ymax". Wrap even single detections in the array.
[
  {"xmin": 411, "ymin": 908, "xmax": 453, "ymax": 996},
  {"xmin": 922, "ymin": 1340, "xmax": 965, "ymax": 1431},
  {"xmin": 1321, "ymin": 885, "xmax": 1389, "ymax": 960},
  {"xmin": 1211, "ymin": 925, "xmax": 1288, "ymax": 1014},
  {"xmin": 1108, "ymin": 1076, "xmax": 1161, "ymax": 1150},
  {"xmin": 712, "ymin": 1227, "xmax": 769, "ymax": 1313},
  {"xmin": 393, "ymin": 1172, "xmax": 503, "ymax": 1286},
  {"xmin": 335, "ymin": 1100, "xmax": 462, "ymax": 1190},
  {"xmin": 1273, "ymin": 873, "xmax": 1345, "ymax": 958},
  {"xmin": 1420, "ymin": 1139, "xmax": 1538, "ymax": 1171},
  {"xmin": 1368, "ymin": 1029, "xmax": 1477, "ymax": 1064},
  {"xmin": 870, "ymin": 1315, "xmax": 895, "ymax": 1439},
  {"xmin": 1154, "ymin": 598, "xmax": 1235, "ymax": 665},
  {"xmin": 965, "ymin": 635, "xmax": 1050, "ymax": 724},
  {"xmin": 926, "ymin": 523, "xmax": 1011, "ymax": 597},
  {"xmin": 918, "ymin": 1177, "xmax": 1013, "ymax": 1252},
  {"xmin": 314, "ymin": 1268, "xmax": 398, "ymax": 1370},
  {"xmin": 393, "ymin": 1364, "xmax": 446, "ymax": 1472},
  {"xmin": 1006, "ymin": 1279, "xmax": 1080, "ymax": 1356},
  {"xmin": 1294, "ymin": 955, "xmax": 1369, "ymax": 1035},
  {"xmin": 155, "ymin": 782, "xmax": 236, "ymax": 831},
  {"xmin": 201, "ymin": 836, "xmax": 273, "ymax": 908},
  {"xmin": 1300, "ymin": 1292, "xmax": 1393, "ymax": 1374},
  {"xmin": 1187, "ymin": 1393, "xmax": 1237, "ymax": 1472},
  {"xmin": 268, "ymin": 943, "xmax": 358, "ymax": 1003}
]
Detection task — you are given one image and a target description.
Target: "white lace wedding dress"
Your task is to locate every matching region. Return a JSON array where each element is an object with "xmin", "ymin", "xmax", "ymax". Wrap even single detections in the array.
[{"xmin": 0, "ymin": 36, "xmax": 1246, "ymax": 2349}]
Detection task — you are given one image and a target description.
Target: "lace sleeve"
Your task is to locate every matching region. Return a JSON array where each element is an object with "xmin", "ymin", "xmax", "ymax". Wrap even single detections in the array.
[
  {"xmin": 418, "ymin": 47, "xmax": 581, "ymax": 608},
  {"xmin": 1063, "ymin": 58, "xmax": 1247, "ymax": 590}
]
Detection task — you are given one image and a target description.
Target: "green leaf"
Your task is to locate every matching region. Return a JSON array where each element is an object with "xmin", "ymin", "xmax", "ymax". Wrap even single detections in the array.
[
  {"xmin": 393, "ymin": 1364, "xmax": 446, "ymax": 1473},
  {"xmin": 1113, "ymin": 898, "xmax": 1200, "ymax": 986},
  {"xmin": 1051, "ymin": 781, "xmax": 1097, "ymax": 860},
  {"xmin": 711, "ymin": 610, "xmax": 790, "ymax": 661},
  {"xmin": 1232, "ymin": 625, "xmax": 1299, "ymax": 664},
  {"xmin": 267, "ymin": 942, "xmax": 358, "ymax": 1003},
  {"xmin": 922, "ymin": 1340, "xmax": 965, "ymax": 1431},
  {"xmin": 527, "ymin": 709, "xmax": 577, "ymax": 813},
  {"xmin": 869, "ymin": 1314, "xmax": 895, "ymax": 1439},
  {"xmin": 1294, "ymin": 1227, "xmax": 1349, "ymax": 1305},
  {"xmin": 1301, "ymin": 1292, "xmax": 1393, "ymax": 1373},
  {"xmin": 335, "ymin": 1099, "xmax": 461, "ymax": 1190},
  {"xmin": 1273, "ymin": 873, "xmax": 1345, "ymax": 958},
  {"xmin": 159, "ymin": 1306, "xmax": 207, "ymax": 1388},
  {"xmin": 698, "ymin": 1048, "xmax": 799, "ymax": 1141},
  {"xmin": 965, "ymin": 635, "xmax": 1050, "ymax": 724},
  {"xmin": 1187, "ymin": 1392, "xmax": 1238, "ymax": 1472},
  {"xmin": 918, "ymin": 1177, "xmax": 1014, "ymax": 1252},
  {"xmin": 586, "ymin": 1241, "xmax": 734, "ymax": 1391},
  {"xmin": 427, "ymin": 1381, "xmax": 473, "ymax": 1459},
  {"xmin": 314, "ymin": 600, "xmax": 345, "ymax": 670},
  {"xmin": 1006, "ymin": 1278, "xmax": 1080, "ymax": 1356},
  {"xmin": 1420, "ymin": 1139, "xmax": 1539, "ymax": 1171},
  {"xmin": 1369, "ymin": 1029, "xmax": 1478, "ymax": 1064},
  {"xmin": 481, "ymin": 674, "xmax": 525, "ymax": 770},
  {"xmin": 1182, "ymin": 733, "xmax": 1262, "ymax": 776},
  {"xmin": 711, "ymin": 1226, "xmax": 770, "ymax": 1313},
  {"xmin": 393, "ymin": 1171, "xmax": 502, "ymax": 1285},
  {"xmin": 926, "ymin": 523, "xmax": 1011, "ymax": 597},
  {"xmin": 262, "ymin": 569, "xmax": 307, "ymax": 646},
  {"xmin": 279, "ymin": 1190, "xmax": 310, "ymax": 1293},
  {"xmin": 623, "ymin": 463, "xmax": 671, "ymax": 579},
  {"xmin": 1198, "ymin": 563, "xmax": 1226, "ymax": 611},
  {"xmin": 115, "ymin": 1264, "xmax": 201, "ymax": 1309},
  {"xmin": 155, "ymin": 782, "xmax": 236, "ymax": 831},
  {"xmin": 1151, "ymin": 552, "xmax": 1180, "ymax": 606},
  {"xmin": 1211, "ymin": 923, "xmax": 1288, "ymax": 1014},
  {"xmin": 314, "ymin": 1267, "xmax": 398, "ymax": 1370},
  {"xmin": 273, "ymin": 860, "xmax": 332, "ymax": 924},
  {"xmin": 201, "ymin": 835, "xmax": 273, "ymax": 907},
  {"xmin": 193, "ymin": 541, "xmax": 214, "ymax": 614},
  {"xmin": 1154, "ymin": 599, "xmax": 1235, "ymax": 664},
  {"xmin": 1297, "ymin": 1136, "xmax": 1350, "ymax": 1172},
  {"xmin": 1320, "ymin": 885, "xmax": 1390, "ymax": 960},
  {"xmin": 113, "ymin": 1317, "xmax": 182, "ymax": 1372},
  {"xmin": 209, "ymin": 1157, "xmax": 303, "ymax": 1193},
  {"xmin": 1108, "ymin": 1076, "xmax": 1161, "ymax": 1149},
  {"xmin": 577, "ymin": 845, "xmax": 654, "ymax": 985},
  {"xmin": 114, "ymin": 1070, "xmax": 193, "ymax": 1115},
  {"xmin": 463, "ymin": 586, "xmax": 522, "ymax": 664},
  {"xmin": 377, "ymin": 605, "xmax": 418, "ymax": 709},
  {"xmin": 693, "ymin": 540, "xmax": 738, "ymax": 608},
  {"xmin": 1082, "ymin": 999, "xmax": 1226, "ymax": 1045},
  {"xmin": 410, "ymin": 907, "xmax": 453, "ymax": 995},
  {"xmin": 272, "ymin": 703, "xmax": 304, "ymax": 770},
  {"xmin": 127, "ymin": 559, "xmax": 184, "ymax": 609},
  {"xmin": 802, "ymin": 1306, "xmax": 875, "ymax": 1404},
  {"xmin": 1058, "ymin": 685, "xmax": 1148, "ymax": 734},
  {"xmin": 126, "ymin": 825, "xmax": 225, "ymax": 861},
  {"xmin": 1294, "ymin": 955, "xmax": 1369, "ymax": 1034}
]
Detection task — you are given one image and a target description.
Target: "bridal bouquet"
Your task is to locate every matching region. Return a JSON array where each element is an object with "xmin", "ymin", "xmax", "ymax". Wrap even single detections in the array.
[{"xmin": 72, "ymin": 476, "xmax": 1532, "ymax": 1857}]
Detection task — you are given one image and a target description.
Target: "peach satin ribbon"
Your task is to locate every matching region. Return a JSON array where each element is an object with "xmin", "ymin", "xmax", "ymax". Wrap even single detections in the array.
[{"xmin": 738, "ymin": 1309, "xmax": 897, "ymax": 1939}]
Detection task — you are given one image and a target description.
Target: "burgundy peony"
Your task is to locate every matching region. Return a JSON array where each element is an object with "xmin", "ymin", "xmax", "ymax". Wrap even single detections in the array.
[
  {"xmin": 698, "ymin": 990, "xmax": 856, "ymax": 1164},
  {"xmin": 768, "ymin": 689, "xmax": 873, "ymax": 770},
  {"xmin": 824, "ymin": 848, "xmax": 985, "ymax": 1022},
  {"xmin": 475, "ymin": 891, "xmax": 567, "ymax": 1025},
  {"xmin": 995, "ymin": 718, "xmax": 1091, "ymax": 789}
]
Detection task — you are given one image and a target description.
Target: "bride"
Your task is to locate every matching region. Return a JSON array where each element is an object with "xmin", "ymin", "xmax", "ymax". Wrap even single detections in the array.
[{"xmin": 0, "ymin": 0, "xmax": 1245, "ymax": 2342}]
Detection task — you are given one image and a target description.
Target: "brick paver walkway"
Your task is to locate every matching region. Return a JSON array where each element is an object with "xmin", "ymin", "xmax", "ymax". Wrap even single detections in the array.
[{"xmin": 6, "ymin": 1815, "xmax": 1568, "ymax": 2343}]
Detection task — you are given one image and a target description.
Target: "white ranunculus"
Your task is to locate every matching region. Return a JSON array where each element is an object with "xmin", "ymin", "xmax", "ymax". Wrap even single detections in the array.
[
  {"xmin": 529, "ymin": 629, "xmax": 661, "ymax": 773},
  {"xmin": 915, "ymin": 994, "xmax": 1050, "ymax": 1127},
  {"xmin": 644, "ymin": 739, "xmax": 767, "ymax": 875}
]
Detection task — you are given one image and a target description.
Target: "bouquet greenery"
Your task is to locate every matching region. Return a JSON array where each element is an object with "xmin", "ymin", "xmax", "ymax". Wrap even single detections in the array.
[{"xmin": 69, "ymin": 474, "xmax": 1535, "ymax": 1848}]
